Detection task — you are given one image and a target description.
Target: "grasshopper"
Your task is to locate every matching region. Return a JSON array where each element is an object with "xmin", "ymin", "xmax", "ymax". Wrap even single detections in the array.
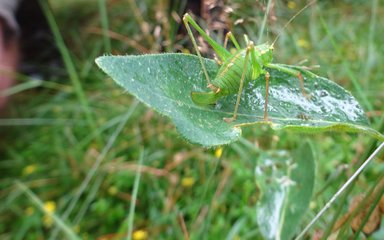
[{"xmin": 183, "ymin": 3, "xmax": 312, "ymax": 123}]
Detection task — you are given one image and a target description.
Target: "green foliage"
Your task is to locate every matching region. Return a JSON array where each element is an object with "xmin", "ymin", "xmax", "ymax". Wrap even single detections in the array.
[
  {"xmin": 1, "ymin": 0, "xmax": 384, "ymax": 239},
  {"xmin": 256, "ymin": 142, "xmax": 315, "ymax": 240},
  {"xmin": 96, "ymin": 54, "xmax": 383, "ymax": 146}
]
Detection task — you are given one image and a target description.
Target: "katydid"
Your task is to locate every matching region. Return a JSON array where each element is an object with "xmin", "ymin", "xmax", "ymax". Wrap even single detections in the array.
[{"xmin": 183, "ymin": 5, "xmax": 312, "ymax": 123}]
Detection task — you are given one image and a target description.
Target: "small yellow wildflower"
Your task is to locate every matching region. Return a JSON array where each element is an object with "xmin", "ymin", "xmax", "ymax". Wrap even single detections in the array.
[
  {"xmin": 133, "ymin": 229, "xmax": 148, "ymax": 240},
  {"xmin": 297, "ymin": 38, "xmax": 310, "ymax": 49},
  {"xmin": 287, "ymin": 1, "xmax": 297, "ymax": 10},
  {"xmin": 108, "ymin": 186, "xmax": 118, "ymax": 196},
  {"xmin": 22, "ymin": 164, "xmax": 37, "ymax": 176},
  {"xmin": 25, "ymin": 207, "xmax": 34, "ymax": 216},
  {"xmin": 42, "ymin": 201, "xmax": 56, "ymax": 228},
  {"xmin": 44, "ymin": 201, "xmax": 56, "ymax": 213},
  {"xmin": 181, "ymin": 177, "xmax": 195, "ymax": 188},
  {"xmin": 215, "ymin": 147, "xmax": 223, "ymax": 158}
]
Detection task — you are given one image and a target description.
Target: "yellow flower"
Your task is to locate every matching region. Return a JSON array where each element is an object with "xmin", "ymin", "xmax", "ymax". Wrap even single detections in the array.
[
  {"xmin": 181, "ymin": 177, "xmax": 195, "ymax": 188},
  {"xmin": 297, "ymin": 38, "xmax": 310, "ymax": 49},
  {"xmin": 42, "ymin": 201, "xmax": 56, "ymax": 228},
  {"xmin": 44, "ymin": 201, "xmax": 56, "ymax": 213},
  {"xmin": 215, "ymin": 147, "xmax": 223, "ymax": 158},
  {"xmin": 133, "ymin": 230, "xmax": 148, "ymax": 240},
  {"xmin": 22, "ymin": 164, "xmax": 37, "ymax": 176},
  {"xmin": 108, "ymin": 186, "xmax": 118, "ymax": 196},
  {"xmin": 287, "ymin": 1, "xmax": 297, "ymax": 10}
]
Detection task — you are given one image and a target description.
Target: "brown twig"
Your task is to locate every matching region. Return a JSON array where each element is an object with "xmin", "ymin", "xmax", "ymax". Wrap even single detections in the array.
[{"xmin": 178, "ymin": 213, "xmax": 190, "ymax": 240}]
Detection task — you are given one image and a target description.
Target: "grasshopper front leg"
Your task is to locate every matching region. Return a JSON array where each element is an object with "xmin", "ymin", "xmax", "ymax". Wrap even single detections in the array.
[
  {"xmin": 223, "ymin": 31, "xmax": 241, "ymax": 50},
  {"xmin": 183, "ymin": 14, "xmax": 212, "ymax": 85},
  {"xmin": 215, "ymin": 31, "xmax": 241, "ymax": 65},
  {"xmin": 183, "ymin": 14, "xmax": 233, "ymax": 86}
]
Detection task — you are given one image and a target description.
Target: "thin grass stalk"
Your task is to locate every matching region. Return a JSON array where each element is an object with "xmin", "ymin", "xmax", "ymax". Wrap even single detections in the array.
[
  {"xmin": 98, "ymin": 0, "xmax": 111, "ymax": 52},
  {"xmin": 257, "ymin": 0, "xmax": 273, "ymax": 44},
  {"xmin": 126, "ymin": 148, "xmax": 145, "ymax": 240},
  {"xmin": 38, "ymin": 0, "xmax": 98, "ymax": 134},
  {"xmin": 295, "ymin": 141, "xmax": 384, "ymax": 239},
  {"xmin": 362, "ymin": 0, "xmax": 378, "ymax": 85},
  {"xmin": 49, "ymin": 101, "xmax": 138, "ymax": 239},
  {"xmin": 15, "ymin": 181, "xmax": 80, "ymax": 240}
]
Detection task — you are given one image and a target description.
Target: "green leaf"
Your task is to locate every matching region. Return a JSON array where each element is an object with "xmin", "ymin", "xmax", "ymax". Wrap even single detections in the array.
[
  {"xmin": 255, "ymin": 142, "xmax": 315, "ymax": 240},
  {"xmin": 95, "ymin": 54, "xmax": 383, "ymax": 146}
]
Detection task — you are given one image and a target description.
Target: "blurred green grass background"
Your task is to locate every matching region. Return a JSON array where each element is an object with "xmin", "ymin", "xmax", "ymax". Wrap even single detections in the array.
[{"xmin": 1, "ymin": 0, "xmax": 383, "ymax": 239}]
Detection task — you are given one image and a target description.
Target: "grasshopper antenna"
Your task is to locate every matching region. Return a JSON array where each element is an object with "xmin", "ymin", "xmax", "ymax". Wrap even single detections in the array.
[{"xmin": 272, "ymin": 0, "xmax": 317, "ymax": 46}]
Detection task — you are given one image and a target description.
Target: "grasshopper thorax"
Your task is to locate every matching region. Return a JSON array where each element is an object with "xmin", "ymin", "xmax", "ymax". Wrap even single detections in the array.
[
  {"xmin": 210, "ymin": 42, "xmax": 273, "ymax": 95},
  {"xmin": 255, "ymin": 43, "xmax": 274, "ymax": 65}
]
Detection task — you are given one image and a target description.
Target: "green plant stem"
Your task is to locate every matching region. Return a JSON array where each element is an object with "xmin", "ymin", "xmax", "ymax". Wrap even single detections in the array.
[
  {"xmin": 38, "ymin": 0, "xmax": 98, "ymax": 134},
  {"xmin": 15, "ymin": 181, "xmax": 80, "ymax": 240},
  {"xmin": 322, "ymin": 115, "xmax": 384, "ymax": 239},
  {"xmin": 98, "ymin": 0, "xmax": 111, "ymax": 52},
  {"xmin": 126, "ymin": 148, "xmax": 145, "ymax": 240},
  {"xmin": 295, "ymin": 141, "xmax": 384, "ymax": 239},
  {"xmin": 195, "ymin": 150, "xmax": 225, "ymax": 238},
  {"xmin": 257, "ymin": 0, "xmax": 272, "ymax": 44},
  {"xmin": 49, "ymin": 102, "xmax": 138, "ymax": 240},
  {"xmin": 362, "ymin": 0, "xmax": 378, "ymax": 85},
  {"xmin": 321, "ymin": 187, "xmax": 348, "ymax": 239}
]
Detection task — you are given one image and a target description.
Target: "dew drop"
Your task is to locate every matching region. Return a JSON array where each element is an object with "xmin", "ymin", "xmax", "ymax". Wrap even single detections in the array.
[
  {"xmin": 320, "ymin": 90, "xmax": 328, "ymax": 97},
  {"xmin": 320, "ymin": 106, "xmax": 330, "ymax": 113}
]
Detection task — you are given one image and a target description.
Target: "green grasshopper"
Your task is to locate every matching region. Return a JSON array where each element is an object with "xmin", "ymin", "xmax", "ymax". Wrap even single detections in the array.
[{"xmin": 183, "ymin": 4, "xmax": 312, "ymax": 123}]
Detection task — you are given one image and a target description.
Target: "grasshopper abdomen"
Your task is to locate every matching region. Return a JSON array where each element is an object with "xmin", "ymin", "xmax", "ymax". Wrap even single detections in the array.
[{"xmin": 212, "ymin": 49, "xmax": 253, "ymax": 95}]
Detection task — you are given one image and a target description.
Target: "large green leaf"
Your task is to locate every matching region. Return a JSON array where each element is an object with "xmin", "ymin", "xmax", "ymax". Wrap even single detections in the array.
[
  {"xmin": 255, "ymin": 142, "xmax": 315, "ymax": 240},
  {"xmin": 95, "ymin": 53, "xmax": 383, "ymax": 146}
]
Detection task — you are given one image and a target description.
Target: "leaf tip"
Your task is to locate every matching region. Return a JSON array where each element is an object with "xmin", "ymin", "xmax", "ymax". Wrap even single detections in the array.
[{"xmin": 95, "ymin": 56, "xmax": 105, "ymax": 68}]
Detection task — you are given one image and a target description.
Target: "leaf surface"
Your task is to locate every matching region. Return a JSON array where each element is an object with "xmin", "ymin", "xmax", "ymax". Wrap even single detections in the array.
[
  {"xmin": 96, "ymin": 54, "xmax": 383, "ymax": 146},
  {"xmin": 255, "ymin": 142, "xmax": 315, "ymax": 240}
]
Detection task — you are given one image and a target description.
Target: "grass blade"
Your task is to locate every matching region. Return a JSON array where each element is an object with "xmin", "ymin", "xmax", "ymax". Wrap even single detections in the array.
[
  {"xmin": 295, "ymin": 141, "xmax": 384, "ymax": 239},
  {"xmin": 98, "ymin": 0, "xmax": 111, "ymax": 52},
  {"xmin": 49, "ymin": 101, "xmax": 138, "ymax": 239},
  {"xmin": 126, "ymin": 148, "xmax": 145, "ymax": 240},
  {"xmin": 15, "ymin": 181, "xmax": 80, "ymax": 240},
  {"xmin": 38, "ymin": 0, "xmax": 97, "ymax": 133}
]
